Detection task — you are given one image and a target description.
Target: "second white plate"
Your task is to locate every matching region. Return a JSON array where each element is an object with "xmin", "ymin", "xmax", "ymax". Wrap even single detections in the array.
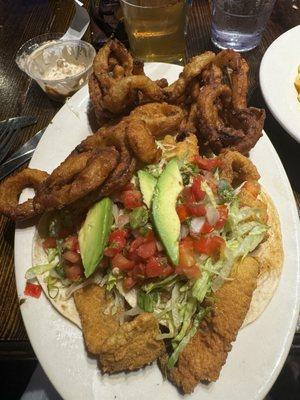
[{"xmin": 260, "ymin": 25, "xmax": 300, "ymax": 143}]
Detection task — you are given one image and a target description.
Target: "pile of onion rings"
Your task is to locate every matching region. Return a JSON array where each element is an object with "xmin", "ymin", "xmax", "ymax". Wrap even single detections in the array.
[{"xmin": 0, "ymin": 42, "xmax": 266, "ymax": 222}]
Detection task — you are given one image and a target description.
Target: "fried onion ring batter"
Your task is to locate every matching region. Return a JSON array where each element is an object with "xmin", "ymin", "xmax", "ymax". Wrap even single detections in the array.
[
  {"xmin": 219, "ymin": 150, "xmax": 260, "ymax": 187},
  {"xmin": 34, "ymin": 147, "xmax": 119, "ymax": 212},
  {"xmin": 0, "ymin": 169, "xmax": 49, "ymax": 221},
  {"xmin": 214, "ymin": 49, "xmax": 249, "ymax": 110},
  {"xmin": 163, "ymin": 52, "xmax": 216, "ymax": 103},
  {"xmin": 128, "ymin": 102, "xmax": 185, "ymax": 137}
]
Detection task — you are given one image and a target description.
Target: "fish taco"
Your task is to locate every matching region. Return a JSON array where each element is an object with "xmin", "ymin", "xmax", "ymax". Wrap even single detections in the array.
[{"xmin": 27, "ymin": 140, "xmax": 283, "ymax": 392}]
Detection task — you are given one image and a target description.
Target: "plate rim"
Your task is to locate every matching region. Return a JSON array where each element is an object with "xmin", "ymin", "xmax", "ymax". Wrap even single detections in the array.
[
  {"xmin": 259, "ymin": 24, "xmax": 300, "ymax": 143},
  {"xmin": 14, "ymin": 63, "xmax": 300, "ymax": 400}
]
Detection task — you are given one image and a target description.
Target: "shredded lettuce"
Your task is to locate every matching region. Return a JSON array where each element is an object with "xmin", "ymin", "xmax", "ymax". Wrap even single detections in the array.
[
  {"xmin": 167, "ymin": 307, "xmax": 208, "ymax": 369},
  {"xmin": 173, "ymin": 297, "xmax": 197, "ymax": 343},
  {"xmin": 137, "ymin": 291, "xmax": 159, "ymax": 312},
  {"xmin": 142, "ymin": 274, "xmax": 179, "ymax": 293},
  {"xmin": 178, "ymin": 160, "xmax": 200, "ymax": 185},
  {"xmin": 106, "ymin": 272, "xmax": 117, "ymax": 291},
  {"xmin": 25, "ymin": 262, "xmax": 57, "ymax": 280},
  {"xmin": 201, "ymin": 181, "xmax": 217, "ymax": 207},
  {"xmin": 192, "ymin": 270, "xmax": 212, "ymax": 302},
  {"xmin": 44, "ymin": 275, "xmax": 59, "ymax": 299},
  {"xmin": 218, "ymin": 179, "xmax": 235, "ymax": 203},
  {"xmin": 46, "ymin": 248, "xmax": 58, "ymax": 263}
]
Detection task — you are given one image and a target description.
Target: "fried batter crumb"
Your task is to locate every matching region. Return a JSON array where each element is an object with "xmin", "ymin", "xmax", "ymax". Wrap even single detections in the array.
[
  {"xmin": 74, "ymin": 284, "xmax": 122, "ymax": 355},
  {"xmin": 99, "ymin": 313, "xmax": 164, "ymax": 373}
]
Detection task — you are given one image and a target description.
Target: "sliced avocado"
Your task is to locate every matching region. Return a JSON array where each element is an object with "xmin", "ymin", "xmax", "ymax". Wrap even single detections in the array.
[
  {"xmin": 79, "ymin": 197, "xmax": 113, "ymax": 278},
  {"xmin": 138, "ymin": 170, "xmax": 157, "ymax": 208},
  {"xmin": 152, "ymin": 159, "xmax": 183, "ymax": 266}
]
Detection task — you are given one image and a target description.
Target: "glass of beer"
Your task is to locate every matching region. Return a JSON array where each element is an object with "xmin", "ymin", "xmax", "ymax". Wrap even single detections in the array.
[{"xmin": 120, "ymin": 0, "xmax": 188, "ymax": 64}]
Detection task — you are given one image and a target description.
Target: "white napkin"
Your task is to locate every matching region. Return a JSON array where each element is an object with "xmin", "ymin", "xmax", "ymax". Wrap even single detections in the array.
[{"xmin": 21, "ymin": 364, "xmax": 62, "ymax": 400}]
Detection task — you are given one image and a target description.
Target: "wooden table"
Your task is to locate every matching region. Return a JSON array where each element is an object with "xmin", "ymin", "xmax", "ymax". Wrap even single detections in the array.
[{"xmin": 0, "ymin": 0, "xmax": 299, "ymax": 396}]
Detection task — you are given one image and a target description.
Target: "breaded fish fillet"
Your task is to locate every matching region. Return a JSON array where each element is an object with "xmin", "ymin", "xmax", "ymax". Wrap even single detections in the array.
[
  {"xmin": 74, "ymin": 284, "xmax": 122, "ymax": 355},
  {"xmin": 163, "ymin": 256, "xmax": 259, "ymax": 394},
  {"xmin": 99, "ymin": 313, "xmax": 165, "ymax": 373}
]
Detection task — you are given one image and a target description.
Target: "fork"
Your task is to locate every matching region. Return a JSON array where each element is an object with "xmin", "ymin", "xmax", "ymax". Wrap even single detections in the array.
[{"xmin": 0, "ymin": 116, "xmax": 37, "ymax": 164}]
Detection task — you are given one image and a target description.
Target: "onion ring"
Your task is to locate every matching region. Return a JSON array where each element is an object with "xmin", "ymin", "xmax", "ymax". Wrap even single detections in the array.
[
  {"xmin": 34, "ymin": 147, "xmax": 119, "ymax": 212},
  {"xmin": 126, "ymin": 120, "xmax": 161, "ymax": 164},
  {"xmin": 197, "ymin": 84, "xmax": 232, "ymax": 130},
  {"xmin": 219, "ymin": 150, "xmax": 260, "ymax": 187},
  {"xmin": 93, "ymin": 39, "xmax": 133, "ymax": 85},
  {"xmin": 163, "ymin": 51, "xmax": 216, "ymax": 103},
  {"xmin": 214, "ymin": 49, "xmax": 249, "ymax": 109},
  {"xmin": 128, "ymin": 102, "xmax": 185, "ymax": 137},
  {"xmin": 0, "ymin": 169, "xmax": 49, "ymax": 221}
]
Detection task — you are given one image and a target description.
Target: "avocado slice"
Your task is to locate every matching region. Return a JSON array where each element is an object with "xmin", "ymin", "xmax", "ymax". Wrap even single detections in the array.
[
  {"xmin": 152, "ymin": 159, "xmax": 183, "ymax": 266},
  {"xmin": 138, "ymin": 170, "xmax": 157, "ymax": 208},
  {"xmin": 79, "ymin": 197, "xmax": 113, "ymax": 278}
]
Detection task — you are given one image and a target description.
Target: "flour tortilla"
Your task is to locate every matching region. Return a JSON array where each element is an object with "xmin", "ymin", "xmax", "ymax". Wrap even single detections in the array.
[
  {"xmin": 32, "ymin": 233, "xmax": 82, "ymax": 328},
  {"xmin": 32, "ymin": 190, "xmax": 283, "ymax": 329},
  {"xmin": 243, "ymin": 190, "xmax": 283, "ymax": 326}
]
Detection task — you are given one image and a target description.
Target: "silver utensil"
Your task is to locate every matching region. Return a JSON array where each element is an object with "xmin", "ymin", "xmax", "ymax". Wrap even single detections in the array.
[
  {"xmin": 0, "ymin": 116, "xmax": 37, "ymax": 164},
  {"xmin": 0, "ymin": 127, "xmax": 45, "ymax": 181}
]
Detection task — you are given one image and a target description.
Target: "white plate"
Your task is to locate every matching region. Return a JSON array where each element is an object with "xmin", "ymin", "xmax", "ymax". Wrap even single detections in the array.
[
  {"xmin": 260, "ymin": 25, "xmax": 300, "ymax": 143},
  {"xmin": 15, "ymin": 63, "xmax": 300, "ymax": 400}
]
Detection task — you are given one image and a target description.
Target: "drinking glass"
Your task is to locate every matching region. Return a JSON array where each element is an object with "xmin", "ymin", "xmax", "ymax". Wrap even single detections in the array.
[
  {"xmin": 211, "ymin": 0, "xmax": 276, "ymax": 52},
  {"xmin": 120, "ymin": 0, "xmax": 188, "ymax": 64}
]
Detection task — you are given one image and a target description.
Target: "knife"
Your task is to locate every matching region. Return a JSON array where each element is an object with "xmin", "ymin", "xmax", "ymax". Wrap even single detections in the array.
[{"xmin": 0, "ymin": 127, "xmax": 46, "ymax": 181}]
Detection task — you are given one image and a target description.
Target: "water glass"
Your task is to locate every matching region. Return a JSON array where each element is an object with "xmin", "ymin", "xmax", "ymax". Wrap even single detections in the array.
[
  {"xmin": 211, "ymin": 0, "xmax": 276, "ymax": 52},
  {"xmin": 120, "ymin": 0, "xmax": 188, "ymax": 64}
]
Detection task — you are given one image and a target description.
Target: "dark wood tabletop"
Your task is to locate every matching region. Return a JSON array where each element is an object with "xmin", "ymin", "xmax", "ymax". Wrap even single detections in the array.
[{"xmin": 0, "ymin": 0, "xmax": 299, "ymax": 397}]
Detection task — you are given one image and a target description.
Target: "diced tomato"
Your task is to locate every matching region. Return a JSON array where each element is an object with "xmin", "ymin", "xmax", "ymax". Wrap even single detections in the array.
[
  {"xmin": 129, "ymin": 236, "xmax": 146, "ymax": 253},
  {"xmin": 136, "ymin": 241, "xmax": 157, "ymax": 259},
  {"xmin": 194, "ymin": 155, "xmax": 220, "ymax": 171},
  {"xmin": 42, "ymin": 237, "xmax": 56, "ymax": 250},
  {"xmin": 63, "ymin": 250, "xmax": 82, "ymax": 264},
  {"xmin": 132, "ymin": 263, "xmax": 146, "ymax": 279},
  {"xmin": 161, "ymin": 264, "xmax": 174, "ymax": 278},
  {"xmin": 127, "ymin": 251, "xmax": 142, "ymax": 263},
  {"xmin": 121, "ymin": 190, "xmax": 143, "ymax": 209},
  {"xmin": 64, "ymin": 235, "xmax": 79, "ymax": 252},
  {"xmin": 123, "ymin": 276, "xmax": 137, "ymax": 291},
  {"xmin": 129, "ymin": 230, "xmax": 155, "ymax": 254},
  {"xmin": 215, "ymin": 205, "xmax": 228, "ymax": 229},
  {"xmin": 109, "ymin": 229, "xmax": 128, "ymax": 242},
  {"xmin": 176, "ymin": 237, "xmax": 201, "ymax": 279},
  {"xmin": 200, "ymin": 220, "xmax": 214, "ymax": 234},
  {"xmin": 145, "ymin": 257, "xmax": 165, "ymax": 278},
  {"xmin": 65, "ymin": 264, "xmax": 84, "ymax": 281},
  {"xmin": 191, "ymin": 176, "xmax": 205, "ymax": 201},
  {"xmin": 176, "ymin": 264, "xmax": 201, "ymax": 279},
  {"xmin": 194, "ymin": 236, "xmax": 225, "ymax": 259},
  {"xmin": 111, "ymin": 253, "xmax": 134, "ymax": 271},
  {"xmin": 104, "ymin": 229, "xmax": 128, "ymax": 257},
  {"xmin": 24, "ymin": 282, "xmax": 42, "ymax": 298},
  {"xmin": 181, "ymin": 186, "xmax": 196, "ymax": 203},
  {"xmin": 176, "ymin": 204, "xmax": 188, "ymax": 222},
  {"xmin": 179, "ymin": 237, "xmax": 195, "ymax": 268},
  {"xmin": 186, "ymin": 203, "xmax": 206, "ymax": 217}
]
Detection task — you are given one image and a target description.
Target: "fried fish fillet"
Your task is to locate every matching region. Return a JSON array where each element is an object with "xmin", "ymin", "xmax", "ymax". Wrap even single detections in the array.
[
  {"xmin": 162, "ymin": 256, "xmax": 259, "ymax": 394},
  {"xmin": 99, "ymin": 313, "xmax": 164, "ymax": 373},
  {"xmin": 73, "ymin": 284, "xmax": 122, "ymax": 355}
]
